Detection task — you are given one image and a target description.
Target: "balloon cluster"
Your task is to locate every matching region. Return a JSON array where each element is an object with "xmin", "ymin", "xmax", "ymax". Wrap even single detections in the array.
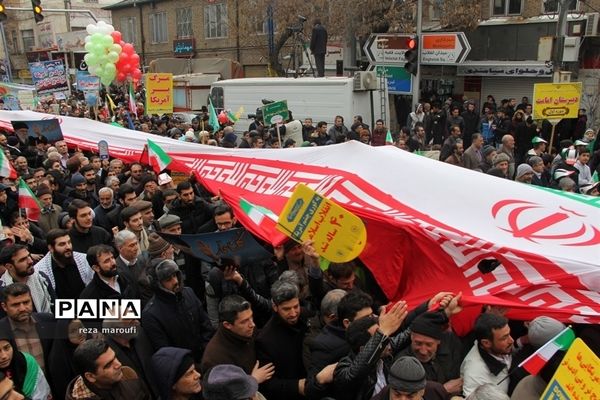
[
  {"xmin": 84, "ymin": 21, "xmax": 121, "ymax": 86},
  {"xmin": 112, "ymin": 31, "xmax": 142, "ymax": 83},
  {"xmin": 83, "ymin": 21, "xmax": 142, "ymax": 86}
]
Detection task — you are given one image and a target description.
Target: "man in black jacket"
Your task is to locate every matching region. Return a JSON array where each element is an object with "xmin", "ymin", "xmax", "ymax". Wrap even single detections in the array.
[
  {"xmin": 168, "ymin": 181, "xmax": 214, "ymax": 234},
  {"xmin": 79, "ymin": 244, "xmax": 132, "ymax": 301},
  {"xmin": 142, "ymin": 259, "xmax": 214, "ymax": 362},
  {"xmin": 68, "ymin": 199, "xmax": 112, "ymax": 253},
  {"xmin": 255, "ymin": 280, "xmax": 336, "ymax": 400},
  {"xmin": 310, "ymin": 19, "xmax": 327, "ymax": 77}
]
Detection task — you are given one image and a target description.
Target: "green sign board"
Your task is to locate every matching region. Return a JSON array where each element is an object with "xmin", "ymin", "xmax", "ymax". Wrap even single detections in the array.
[
  {"xmin": 372, "ymin": 65, "xmax": 412, "ymax": 94},
  {"xmin": 261, "ymin": 100, "xmax": 289, "ymax": 125}
]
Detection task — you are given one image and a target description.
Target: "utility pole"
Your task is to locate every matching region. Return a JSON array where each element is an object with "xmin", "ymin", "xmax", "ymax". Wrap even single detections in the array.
[
  {"xmin": 411, "ymin": 0, "xmax": 422, "ymax": 110},
  {"xmin": 552, "ymin": 0, "xmax": 570, "ymax": 83}
]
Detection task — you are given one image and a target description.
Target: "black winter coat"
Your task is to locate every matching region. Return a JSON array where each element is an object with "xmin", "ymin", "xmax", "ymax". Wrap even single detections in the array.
[{"xmin": 142, "ymin": 286, "xmax": 214, "ymax": 362}]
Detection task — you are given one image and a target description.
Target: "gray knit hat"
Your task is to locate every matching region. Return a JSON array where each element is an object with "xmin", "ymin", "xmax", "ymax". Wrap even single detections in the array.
[
  {"xmin": 388, "ymin": 356, "xmax": 426, "ymax": 393},
  {"xmin": 528, "ymin": 316, "xmax": 565, "ymax": 348},
  {"xmin": 492, "ymin": 152, "xmax": 511, "ymax": 166}
]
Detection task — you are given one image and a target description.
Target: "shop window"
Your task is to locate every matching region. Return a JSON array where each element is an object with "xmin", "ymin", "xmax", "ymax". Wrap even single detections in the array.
[
  {"xmin": 492, "ymin": 0, "xmax": 522, "ymax": 16},
  {"xmin": 150, "ymin": 12, "xmax": 168, "ymax": 44},
  {"xmin": 204, "ymin": 3, "xmax": 228, "ymax": 39}
]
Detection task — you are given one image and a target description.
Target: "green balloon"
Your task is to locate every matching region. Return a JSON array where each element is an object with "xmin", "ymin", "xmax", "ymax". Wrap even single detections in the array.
[
  {"xmin": 111, "ymin": 44, "xmax": 122, "ymax": 54},
  {"xmin": 91, "ymin": 33, "xmax": 104, "ymax": 43},
  {"xmin": 85, "ymin": 53, "xmax": 98, "ymax": 66},
  {"xmin": 84, "ymin": 42, "xmax": 94, "ymax": 52},
  {"xmin": 102, "ymin": 35, "xmax": 113, "ymax": 47},
  {"xmin": 106, "ymin": 51, "xmax": 119, "ymax": 63},
  {"xmin": 105, "ymin": 63, "xmax": 116, "ymax": 75}
]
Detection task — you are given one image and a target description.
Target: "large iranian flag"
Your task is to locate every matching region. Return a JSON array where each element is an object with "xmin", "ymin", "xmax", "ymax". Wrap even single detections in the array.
[
  {"xmin": 0, "ymin": 110, "xmax": 599, "ymax": 325},
  {"xmin": 18, "ymin": 179, "xmax": 41, "ymax": 221}
]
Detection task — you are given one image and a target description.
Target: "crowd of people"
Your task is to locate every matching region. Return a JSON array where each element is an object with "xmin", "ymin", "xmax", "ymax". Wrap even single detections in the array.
[{"xmin": 0, "ymin": 90, "xmax": 597, "ymax": 400}]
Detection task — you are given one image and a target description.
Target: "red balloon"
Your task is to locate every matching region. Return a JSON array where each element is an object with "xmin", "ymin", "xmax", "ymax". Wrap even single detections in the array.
[
  {"xmin": 110, "ymin": 31, "xmax": 122, "ymax": 43},
  {"xmin": 131, "ymin": 54, "xmax": 140, "ymax": 66},
  {"xmin": 116, "ymin": 72, "xmax": 127, "ymax": 82},
  {"xmin": 121, "ymin": 63, "xmax": 132, "ymax": 73},
  {"xmin": 132, "ymin": 69, "xmax": 142, "ymax": 80},
  {"xmin": 122, "ymin": 43, "xmax": 134, "ymax": 54},
  {"xmin": 120, "ymin": 41, "xmax": 126, "ymax": 47}
]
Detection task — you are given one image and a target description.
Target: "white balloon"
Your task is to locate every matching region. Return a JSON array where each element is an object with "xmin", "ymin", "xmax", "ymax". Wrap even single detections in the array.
[
  {"xmin": 86, "ymin": 24, "xmax": 97, "ymax": 35},
  {"xmin": 107, "ymin": 24, "xmax": 115, "ymax": 33},
  {"xmin": 97, "ymin": 21, "xmax": 107, "ymax": 27},
  {"xmin": 84, "ymin": 35, "xmax": 91, "ymax": 43}
]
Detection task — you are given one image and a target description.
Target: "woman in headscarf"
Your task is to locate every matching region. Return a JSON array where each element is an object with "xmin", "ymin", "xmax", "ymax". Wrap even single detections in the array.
[{"xmin": 0, "ymin": 330, "xmax": 52, "ymax": 399}]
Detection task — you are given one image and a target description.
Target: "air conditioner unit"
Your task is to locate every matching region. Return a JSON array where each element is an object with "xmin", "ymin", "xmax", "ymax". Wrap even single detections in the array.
[
  {"xmin": 353, "ymin": 71, "xmax": 378, "ymax": 91},
  {"xmin": 585, "ymin": 13, "xmax": 599, "ymax": 36}
]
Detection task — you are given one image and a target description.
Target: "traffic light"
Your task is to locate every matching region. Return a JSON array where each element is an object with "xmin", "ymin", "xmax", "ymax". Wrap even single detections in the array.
[
  {"xmin": 404, "ymin": 36, "xmax": 419, "ymax": 76},
  {"xmin": 32, "ymin": 0, "xmax": 44, "ymax": 23},
  {"xmin": 0, "ymin": 1, "xmax": 7, "ymax": 23}
]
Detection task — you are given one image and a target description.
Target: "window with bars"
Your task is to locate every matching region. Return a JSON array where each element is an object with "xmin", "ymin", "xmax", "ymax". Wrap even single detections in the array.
[
  {"xmin": 204, "ymin": 3, "xmax": 228, "ymax": 39},
  {"xmin": 120, "ymin": 16, "xmax": 137, "ymax": 45},
  {"xmin": 543, "ymin": 0, "xmax": 578, "ymax": 13},
  {"xmin": 491, "ymin": 0, "xmax": 522, "ymax": 16},
  {"xmin": 176, "ymin": 8, "xmax": 193, "ymax": 38},
  {"xmin": 430, "ymin": 0, "xmax": 443, "ymax": 20},
  {"xmin": 150, "ymin": 12, "xmax": 168, "ymax": 43},
  {"xmin": 21, "ymin": 29, "xmax": 34, "ymax": 52}
]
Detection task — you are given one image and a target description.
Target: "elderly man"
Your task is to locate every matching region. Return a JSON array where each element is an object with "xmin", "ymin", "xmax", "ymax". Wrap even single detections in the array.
[
  {"xmin": 93, "ymin": 187, "xmax": 118, "ymax": 233},
  {"xmin": 114, "ymin": 229, "xmax": 151, "ymax": 305}
]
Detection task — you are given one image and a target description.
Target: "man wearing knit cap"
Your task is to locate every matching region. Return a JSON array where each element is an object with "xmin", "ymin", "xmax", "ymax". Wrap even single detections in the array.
[
  {"xmin": 142, "ymin": 259, "xmax": 214, "ymax": 362},
  {"xmin": 147, "ymin": 232, "xmax": 174, "ymax": 260},
  {"xmin": 397, "ymin": 312, "xmax": 463, "ymax": 396},
  {"xmin": 479, "ymin": 145, "xmax": 497, "ymax": 173},
  {"xmin": 509, "ymin": 316, "xmax": 566, "ymax": 395},
  {"xmin": 371, "ymin": 356, "xmax": 449, "ymax": 400},
  {"xmin": 514, "ymin": 164, "xmax": 534, "ymax": 184},
  {"xmin": 152, "ymin": 347, "xmax": 202, "ymax": 400},
  {"xmin": 204, "ymin": 364, "xmax": 264, "ymax": 400},
  {"xmin": 488, "ymin": 153, "xmax": 511, "ymax": 179}
]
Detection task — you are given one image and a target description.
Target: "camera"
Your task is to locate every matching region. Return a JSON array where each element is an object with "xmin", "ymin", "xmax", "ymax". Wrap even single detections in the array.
[{"xmin": 287, "ymin": 15, "xmax": 307, "ymax": 33}]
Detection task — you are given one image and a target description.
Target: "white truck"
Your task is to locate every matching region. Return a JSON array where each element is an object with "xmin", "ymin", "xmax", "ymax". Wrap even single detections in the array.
[
  {"xmin": 173, "ymin": 73, "xmax": 221, "ymax": 112},
  {"xmin": 208, "ymin": 74, "xmax": 388, "ymax": 133}
]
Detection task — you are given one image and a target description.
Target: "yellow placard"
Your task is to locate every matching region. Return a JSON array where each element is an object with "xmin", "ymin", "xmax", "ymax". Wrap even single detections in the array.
[
  {"xmin": 276, "ymin": 184, "xmax": 367, "ymax": 263},
  {"xmin": 540, "ymin": 338, "xmax": 600, "ymax": 400},
  {"xmin": 533, "ymin": 82, "xmax": 582, "ymax": 120},
  {"xmin": 145, "ymin": 73, "xmax": 173, "ymax": 115}
]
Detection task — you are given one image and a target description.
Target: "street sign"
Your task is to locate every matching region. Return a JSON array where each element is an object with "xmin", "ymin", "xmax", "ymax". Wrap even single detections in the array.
[
  {"xmin": 420, "ymin": 33, "xmax": 471, "ymax": 65},
  {"xmin": 261, "ymin": 100, "xmax": 289, "ymax": 125},
  {"xmin": 363, "ymin": 34, "xmax": 412, "ymax": 64},
  {"xmin": 533, "ymin": 82, "xmax": 582, "ymax": 120},
  {"xmin": 367, "ymin": 65, "xmax": 412, "ymax": 94}
]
